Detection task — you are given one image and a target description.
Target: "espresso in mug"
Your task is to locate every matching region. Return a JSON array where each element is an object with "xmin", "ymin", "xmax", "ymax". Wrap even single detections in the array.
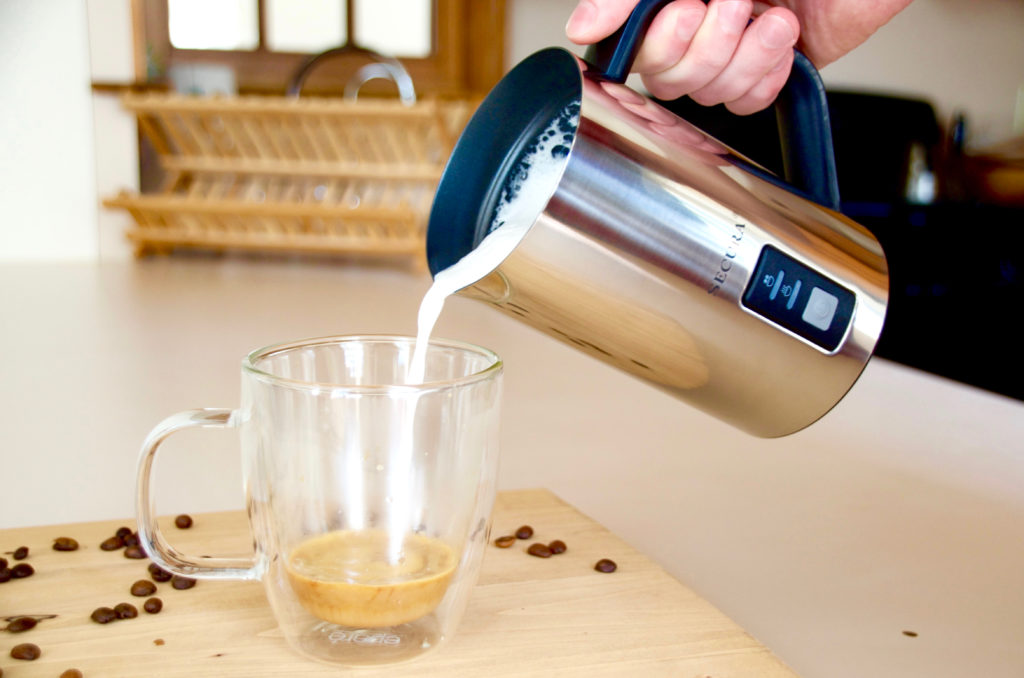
[{"xmin": 285, "ymin": 530, "xmax": 458, "ymax": 628}]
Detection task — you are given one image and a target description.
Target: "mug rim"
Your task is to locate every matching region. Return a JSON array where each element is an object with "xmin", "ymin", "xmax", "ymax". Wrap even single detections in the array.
[{"xmin": 241, "ymin": 334, "xmax": 503, "ymax": 393}]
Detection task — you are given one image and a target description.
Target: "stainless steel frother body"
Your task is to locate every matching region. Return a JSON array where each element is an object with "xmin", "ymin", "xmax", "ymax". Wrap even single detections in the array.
[{"xmin": 427, "ymin": 8, "xmax": 888, "ymax": 437}]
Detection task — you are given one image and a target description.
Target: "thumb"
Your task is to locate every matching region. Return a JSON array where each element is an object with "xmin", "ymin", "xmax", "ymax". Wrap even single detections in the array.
[{"xmin": 566, "ymin": 0, "xmax": 642, "ymax": 44}]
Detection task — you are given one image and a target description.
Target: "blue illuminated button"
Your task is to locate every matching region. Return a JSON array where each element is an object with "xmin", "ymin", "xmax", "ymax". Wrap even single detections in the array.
[{"xmin": 742, "ymin": 245, "xmax": 855, "ymax": 351}]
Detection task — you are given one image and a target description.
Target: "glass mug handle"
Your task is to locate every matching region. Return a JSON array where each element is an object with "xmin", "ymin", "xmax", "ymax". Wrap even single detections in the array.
[{"xmin": 135, "ymin": 408, "xmax": 260, "ymax": 581}]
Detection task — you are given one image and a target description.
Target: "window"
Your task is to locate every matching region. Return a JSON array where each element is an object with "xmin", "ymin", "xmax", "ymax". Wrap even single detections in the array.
[{"xmin": 136, "ymin": 0, "xmax": 506, "ymax": 97}]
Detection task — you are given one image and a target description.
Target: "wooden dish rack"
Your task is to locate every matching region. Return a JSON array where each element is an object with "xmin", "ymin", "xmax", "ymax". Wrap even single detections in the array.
[{"xmin": 104, "ymin": 93, "xmax": 473, "ymax": 264}]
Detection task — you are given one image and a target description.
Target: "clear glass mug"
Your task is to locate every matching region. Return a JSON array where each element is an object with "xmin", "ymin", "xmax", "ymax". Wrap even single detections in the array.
[{"xmin": 136, "ymin": 335, "xmax": 503, "ymax": 666}]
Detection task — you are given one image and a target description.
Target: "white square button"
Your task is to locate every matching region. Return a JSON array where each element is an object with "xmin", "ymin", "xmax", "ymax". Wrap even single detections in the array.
[{"xmin": 802, "ymin": 287, "xmax": 839, "ymax": 331}]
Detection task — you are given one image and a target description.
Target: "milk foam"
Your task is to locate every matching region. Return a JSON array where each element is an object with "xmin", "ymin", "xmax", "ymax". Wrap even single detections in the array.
[{"xmin": 408, "ymin": 102, "xmax": 580, "ymax": 384}]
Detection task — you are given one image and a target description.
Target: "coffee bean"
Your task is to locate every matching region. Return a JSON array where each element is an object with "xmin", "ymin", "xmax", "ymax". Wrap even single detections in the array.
[
  {"xmin": 515, "ymin": 525, "xmax": 534, "ymax": 539},
  {"xmin": 10, "ymin": 643, "xmax": 40, "ymax": 660},
  {"xmin": 143, "ymin": 597, "xmax": 163, "ymax": 614},
  {"xmin": 100, "ymin": 536, "xmax": 124, "ymax": 551},
  {"xmin": 548, "ymin": 539, "xmax": 567, "ymax": 554},
  {"xmin": 116, "ymin": 526, "xmax": 132, "ymax": 539},
  {"xmin": 527, "ymin": 543, "xmax": 553, "ymax": 558},
  {"xmin": 114, "ymin": 603, "xmax": 138, "ymax": 619},
  {"xmin": 90, "ymin": 607, "xmax": 118, "ymax": 624},
  {"xmin": 131, "ymin": 579, "xmax": 157, "ymax": 597},
  {"xmin": 0, "ymin": 557, "xmax": 6, "ymax": 568},
  {"xmin": 153, "ymin": 638, "xmax": 165, "ymax": 645},
  {"xmin": 0, "ymin": 568, "xmax": 11, "ymax": 583},
  {"xmin": 494, "ymin": 535, "xmax": 516, "ymax": 548},
  {"xmin": 174, "ymin": 514, "xmax": 193, "ymax": 529},
  {"xmin": 123, "ymin": 533, "xmax": 139, "ymax": 547},
  {"xmin": 12, "ymin": 547, "xmax": 28, "ymax": 561},
  {"xmin": 124, "ymin": 545, "xmax": 146, "ymax": 559},
  {"xmin": 53, "ymin": 537, "xmax": 79, "ymax": 552},
  {"xmin": 594, "ymin": 558, "xmax": 617, "ymax": 573},
  {"xmin": 6, "ymin": 617, "xmax": 37, "ymax": 633},
  {"xmin": 60, "ymin": 669, "xmax": 84, "ymax": 678},
  {"xmin": 148, "ymin": 563, "xmax": 172, "ymax": 583},
  {"xmin": 171, "ymin": 575, "xmax": 196, "ymax": 590},
  {"xmin": 11, "ymin": 563, "xmax": 34, "ymax": 578}
]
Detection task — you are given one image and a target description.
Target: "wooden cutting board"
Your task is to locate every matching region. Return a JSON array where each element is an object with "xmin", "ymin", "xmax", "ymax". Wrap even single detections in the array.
[{"xmin": 0, "ymin": 489, "xmax": 798, "ymax": 677}]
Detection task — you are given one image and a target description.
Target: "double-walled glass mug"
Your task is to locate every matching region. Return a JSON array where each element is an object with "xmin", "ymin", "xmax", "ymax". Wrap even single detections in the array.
[{"xmin": 136, "ymin": 335, "xmax": 503, "ymax": 666}]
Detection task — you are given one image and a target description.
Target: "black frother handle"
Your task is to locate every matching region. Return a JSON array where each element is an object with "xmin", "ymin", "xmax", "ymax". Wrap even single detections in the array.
[{"xmin": 582, "ymin": 0, "xmax": 841, "ymax": 211}]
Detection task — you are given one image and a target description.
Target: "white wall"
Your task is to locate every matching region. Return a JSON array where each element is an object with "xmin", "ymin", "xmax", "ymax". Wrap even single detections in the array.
[
  {"xmin": 507, "ymin": 0, "xmax": 1024, "ymax": 145},
  {"xmin": 87, "ymin": 0, "xmax": 141, "ymax": 261},
  {"xmin": 823, "ymin": 0, "xmax": 1024, "ymax": 145},
  {"xmin": 0, "ymin": 0, "xmax": 99, "ymax": 260}
]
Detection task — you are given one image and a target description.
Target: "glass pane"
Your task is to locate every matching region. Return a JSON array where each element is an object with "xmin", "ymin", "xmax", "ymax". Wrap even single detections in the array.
[
  {"xmin": 266, "ymin": 0, "xmax": 347, "ymax": 53},
  {"xmin": 355, "ymin": 0, "xmax": 432, "ymax": 58},
  {"xmin": 168, "ymin": 0, "xmax": 258, "ymax": 51}
]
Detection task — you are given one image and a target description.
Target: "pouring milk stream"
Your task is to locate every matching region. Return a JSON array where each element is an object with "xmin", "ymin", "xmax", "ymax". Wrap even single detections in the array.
[{"xmin": 385, "ymin": 104, "xmax": 579, "ymax": 562}]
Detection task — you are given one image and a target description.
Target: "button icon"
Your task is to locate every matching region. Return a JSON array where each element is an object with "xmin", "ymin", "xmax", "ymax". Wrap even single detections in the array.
[{"xmin": 802, "ymin": 287, "xmax": 839, "ymax": 331}]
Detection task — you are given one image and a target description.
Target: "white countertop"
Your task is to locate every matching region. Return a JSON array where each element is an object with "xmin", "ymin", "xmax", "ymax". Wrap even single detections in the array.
[{"xmin": 2, "ymin": 256, "xmax": 1023, "ymax": 678}]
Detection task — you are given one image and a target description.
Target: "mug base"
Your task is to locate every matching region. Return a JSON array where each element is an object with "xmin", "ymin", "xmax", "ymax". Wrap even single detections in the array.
[{"xmin": 288, "ymin": 614, "xmax": 444, "ymax": 667}]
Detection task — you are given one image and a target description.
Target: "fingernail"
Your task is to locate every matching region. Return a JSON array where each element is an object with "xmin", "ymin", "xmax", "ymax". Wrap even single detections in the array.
[
  {"xmin": 716, "ymin": 0, "xmax": 750, "ymax": 36},
  {"xmin": 566, "ymin": 1, "xmax": 597, "ymax": 37},
  {"xmin": 758, "ymin": 14, "xmax": 796, "ymax": 50}
]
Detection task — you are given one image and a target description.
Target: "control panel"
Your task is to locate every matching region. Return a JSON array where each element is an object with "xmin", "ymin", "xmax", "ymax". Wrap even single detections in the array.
[{"xmin": 742, "ymin": 245, "xmax": 855, "ymax": 352}]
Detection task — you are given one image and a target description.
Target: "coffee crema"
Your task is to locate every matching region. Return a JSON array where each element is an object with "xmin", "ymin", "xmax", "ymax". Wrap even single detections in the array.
[{"xmin": 286, "ymin": 530, "xmax": 457, "ymax": 628}]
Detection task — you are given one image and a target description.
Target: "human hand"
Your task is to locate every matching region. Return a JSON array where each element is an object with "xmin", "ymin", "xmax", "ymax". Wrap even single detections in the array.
[{"xmin": 566, "ymin": 0, "xmax": 913, "ymax": 114}]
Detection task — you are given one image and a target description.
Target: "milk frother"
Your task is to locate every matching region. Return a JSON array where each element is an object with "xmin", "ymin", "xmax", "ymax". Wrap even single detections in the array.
[{"xmin": 426, "ymin": 0, "xmax": 888, "ymax": 437}]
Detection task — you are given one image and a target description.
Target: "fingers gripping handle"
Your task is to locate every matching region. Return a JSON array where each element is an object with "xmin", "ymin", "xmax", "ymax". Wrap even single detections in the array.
[
  {"xmin": 582, "ymin": 0, "xmax": 675, "ymax": 83},
  {"xmin": 581, "ymin": 0, "xmax": 841, "ymax": 210},
  {"xmin": 136, "ymin": 408, "xmax": 260, "ymax": 581}
]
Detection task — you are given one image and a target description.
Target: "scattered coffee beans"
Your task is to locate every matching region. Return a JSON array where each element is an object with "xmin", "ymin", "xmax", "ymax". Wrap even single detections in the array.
[
  {"xmin": 10, "ymin": 643, "xmax": 40, "ymax": 660},
  {"xmin": 548, "ymin": 540, "xmax": 567, "ymax": 554},
  {"xmin": 527, "ymin": 543, "xmax": 553, "ymax": 558},
  {"xmin": 594, "ymin": 558, "xmax": 617, "ymax": 573},
  {"xmin": 131, "ymin": 580, "xmax": 157, "ymax": 597},
  {"xmin": 100, "ymin": 536, "xmax": 123, "ymax": 551},
  {"xmin": 11, "ymin": 564, "xmax": 34, "ymax": 579},
  {"xmin": 515, "ymin": 525, "xmax": 534, "ymax": 540},
  {"xmin": 12, "ymin": 547, "xmax": 28, "ymax": 561},
  {"xmin": 171, "ymin": 575, "xmax": 196, "ymax": 590},
  {"xmin": 114, "ymin": 603, "xmax": 139, "ymax": 620},
  {"xmin": 0, "ymin": 568, "xmax": 11, "ymax": 583},
  {"xmin": 122, "ymin": 533, "xmax": 139, "ymax": 548},
  {"xmin": 60, "ymin": 669, "xmax": 84, "ymax": 678},
  {"xmin": 90, "ymin": 607, "xmax": 118, "ymax": 624},
  {"xmin": 124, "ymin": 545, "xmax": 146, "ymax": 560},
  {"xmin": 6, "ymin": 617, "xmax": 37, "ymax": 633},
  {"xmin": 53, "ymin": 537, "xmax": 79, "ymax": 552},
  {"xmin": 148, "ymin": 563, "xmax": 172, "ymax": 583},
  {"xmin": 143, "ymin": 597, "xmax": 163, "ymax": 614},
  {"xmin": 174, "ymin": 514, "xmax": 193, "ymax": 529},
  {"xmin": 494, "ymin": 535, "xmax": 516, "ymax": 548}
]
